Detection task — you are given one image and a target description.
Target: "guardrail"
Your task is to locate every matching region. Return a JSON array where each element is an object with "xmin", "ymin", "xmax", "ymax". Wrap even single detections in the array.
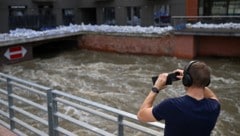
[
  {"xmin": 171, "ymin": 16, "xmax": 240, "ymax": 30},
  {"xmin": 0, "ymin": 72, "xmax": 164, "ymax": 136}
]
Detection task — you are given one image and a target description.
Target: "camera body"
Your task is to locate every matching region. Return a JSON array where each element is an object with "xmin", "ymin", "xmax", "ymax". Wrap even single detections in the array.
[{"xmin": 152, "ymin": 72, "xmax": 180, "ymax": 85}]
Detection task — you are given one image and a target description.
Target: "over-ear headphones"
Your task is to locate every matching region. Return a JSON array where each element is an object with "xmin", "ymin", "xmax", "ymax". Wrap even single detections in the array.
[
  {"xmin": 182, "ymin": 61, "xmax": 197, "ymax": 87},
  {"xmin": 182, "ymin": 61, "xmax": 210, "ymax": 87}
]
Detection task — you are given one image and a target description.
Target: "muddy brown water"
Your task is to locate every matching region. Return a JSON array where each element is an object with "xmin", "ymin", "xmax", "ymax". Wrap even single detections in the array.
[{"xmin": 1, "ymin": 49, "xmax": 239, "ymax": 136}]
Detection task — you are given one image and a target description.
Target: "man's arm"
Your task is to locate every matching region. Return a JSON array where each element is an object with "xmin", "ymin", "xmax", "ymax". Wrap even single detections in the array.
[
  {"xmin": 137, "ymin": 73, "xmax": 167, "ymax": 122},
  {"xmin": 137, "ymin": 91, "xmax": 158, "ymax": 122},
  {"xmin": 204, "ymin": 87, "xmax": 219, "ymax": 101}
]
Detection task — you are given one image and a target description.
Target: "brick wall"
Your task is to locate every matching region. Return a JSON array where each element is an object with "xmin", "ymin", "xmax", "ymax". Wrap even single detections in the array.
[
  {"xmin": 197, "ymin": 36, "xmax": 240, "ymax": 57},
  {"xmin": 78, "ymin": 34, "xmax": 240, "ymax": 59},
  {"xmin": 78, "ymin": 34, "xmax": 196, "ymax": 59}
]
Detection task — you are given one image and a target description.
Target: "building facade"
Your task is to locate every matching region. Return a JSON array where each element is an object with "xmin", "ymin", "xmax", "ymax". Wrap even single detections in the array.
[
  {"xmin": 0, "ymin": 0, "xmax": 187, "ymax": 33},
  {"xmin": 0, "ymin": 0, "xmax": 239, "ymax": 33}
]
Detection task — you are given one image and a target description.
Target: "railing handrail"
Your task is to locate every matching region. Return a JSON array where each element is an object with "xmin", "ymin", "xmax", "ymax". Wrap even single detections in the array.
[
  {"xmin": 0, "ymin": 72, "xmax": 164, "ymax": 136},
  {"xmin": 0, "ymin": 73, "xmax": 50, "ymax": 91},
  {"xmin": 171, "ymin": 15, "xmax": 240, "ymax": 32},
  {"xmin": 172, "ymin": 15, "xmax": 240, "ymax": 19}
]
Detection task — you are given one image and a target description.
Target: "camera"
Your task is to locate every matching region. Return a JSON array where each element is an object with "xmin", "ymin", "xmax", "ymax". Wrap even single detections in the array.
[{"xmin": 152, "ymin": 72, "xmax": 180, "ymax": 85}]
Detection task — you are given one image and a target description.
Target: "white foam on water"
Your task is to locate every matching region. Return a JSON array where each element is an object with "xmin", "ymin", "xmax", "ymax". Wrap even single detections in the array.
[
  {"xmin": 211, "ymin": 75, "xmax": 237, "ymax": 84},
  {"xmin": 1, "ymin": 50, "xmax": 239, "ymax": 136}
]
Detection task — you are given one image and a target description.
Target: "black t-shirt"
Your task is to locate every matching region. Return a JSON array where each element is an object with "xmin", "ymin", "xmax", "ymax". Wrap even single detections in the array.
[{"xmin": 152, "ymin": 95, "xmax": 220, "ymax": 136}]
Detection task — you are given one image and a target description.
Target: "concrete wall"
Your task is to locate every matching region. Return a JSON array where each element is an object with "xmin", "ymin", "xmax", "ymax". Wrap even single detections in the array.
[
  {"xmin": 169, "ymin": 0, "xmax": 186, "ymax": 16},
  {"xmin": 141, "ymin": 5, "xmax": 154, "ymax": 26},
  {"xmin": 0, "ymin": 1, "xmax": 9, "ymax": 33},
  {"xmin": 115, "ymin": 7, "xmax": 127, "ymax": 26}
]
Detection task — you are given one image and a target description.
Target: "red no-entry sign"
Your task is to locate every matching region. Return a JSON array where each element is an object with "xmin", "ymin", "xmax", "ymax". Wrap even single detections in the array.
[{"xmin": 4, "ymin": 46, "xmax": 27, "ymax": 60}]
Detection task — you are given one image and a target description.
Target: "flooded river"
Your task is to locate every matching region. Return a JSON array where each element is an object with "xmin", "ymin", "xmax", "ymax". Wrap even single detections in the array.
[{"xmin": 0, "ymin": 49, "xmax": 239, "ymax": 136}]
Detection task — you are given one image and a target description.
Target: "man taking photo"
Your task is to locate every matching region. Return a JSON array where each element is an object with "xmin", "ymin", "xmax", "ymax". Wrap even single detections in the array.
[{"xmin": 137, "ymin": 61, "xmax": 220, "ymax": 136}]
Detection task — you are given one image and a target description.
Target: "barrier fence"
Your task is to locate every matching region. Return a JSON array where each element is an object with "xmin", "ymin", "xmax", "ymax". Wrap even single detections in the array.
[
  {"xmin": 171, "ymin": 16, "xmax": 240, "ymax": 30},
  {"xmin": 0, "ymin": 72, "xmax": 164, "ymax": 136},
  {"xmin": 9, "ymin": 15, "xmax": 57, "ymax": 31}
]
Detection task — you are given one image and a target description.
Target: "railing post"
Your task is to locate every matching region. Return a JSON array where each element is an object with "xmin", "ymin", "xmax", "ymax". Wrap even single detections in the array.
[
  {"xmin": 6, "ymin": 78, "xmax": 15, "ymax": 130},
  {"xmin": 47, "ymin": 89, "xmax": 59, "ymax": 136},
  {"xmin": 118, "ymin": 115, "xmax": 124, "ymax": 136}
]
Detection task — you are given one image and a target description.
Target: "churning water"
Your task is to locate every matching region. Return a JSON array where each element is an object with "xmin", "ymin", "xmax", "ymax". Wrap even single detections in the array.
[{"xmin": 1, "ymin": 49, "xmax": 239, "ymax": 136}]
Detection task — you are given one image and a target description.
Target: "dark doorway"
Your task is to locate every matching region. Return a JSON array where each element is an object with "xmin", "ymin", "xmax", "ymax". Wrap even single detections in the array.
[
  {"xmin": 63, "ymin": 9, "xmax": 75, "ymax": 26},
  {"xmin": 80, "ymin": 8, "xmax": 97, "ymax": 25},
  {"xmin": 38, "ymin": 4, "xmax": 56, "ymax": 30},
  {"xmin": 33, "ymin": 40, "xmax": 78, "ymax": 59}
]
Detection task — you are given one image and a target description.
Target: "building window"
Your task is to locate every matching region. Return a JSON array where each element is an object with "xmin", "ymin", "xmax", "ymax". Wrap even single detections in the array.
[
  {"xmin": 8, "ymin": 6, "xmax": 27, "ymax": 29},
  {"xmin": 38, "ymin": 4, "xmax": 56, "ymax": 30},
  {"xmin": 199, "ymin": 0, "xmax": 240, "ymax": 16},
  {"xmin": 228, "ymin": 0, "xmax": 240, "ymax": 15},
  {"xmin": 103, "ymin": 7, "xmax": 115, "ymax": 25},
  {"xmin": 9, "ymin": 6, "xmax": 26, "ymax": 16},
  {"xmin": 10, "ymin": 10, "xmax": 24, "ymax": 16},
  {"xmin": 199, "ymin": 0, "xmax": 204, "ymax": 15},
  {"xmin": 153, "ymin": 5, "xmax": 170, "ymax": 27},
  {"xmin": 126, "ymin": 7, "xmax": 141, "ymax": 26},
  {"xmin": 211, "ymin": 0, "xmax": 227, "ymax": 15},
  {"xmin": 63, "ymin": 9, "xmax": 75, "ymax": 25}
]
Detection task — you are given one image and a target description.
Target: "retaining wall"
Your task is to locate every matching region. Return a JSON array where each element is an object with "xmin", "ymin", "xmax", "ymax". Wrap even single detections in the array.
[
  {"xmin": 78, "ymin": 34, "xmax": 240, "ymax": 59},
  {"xmin": 196, "ymin": 36, "xmax": 240, "ymax": 57},
  {"xmin": 78, "ymin": 34, "xmax": 196, "ymax": 59},
  {"xmin": 1, "ymin": 33, "xmax": 240, "ymax": 65}
]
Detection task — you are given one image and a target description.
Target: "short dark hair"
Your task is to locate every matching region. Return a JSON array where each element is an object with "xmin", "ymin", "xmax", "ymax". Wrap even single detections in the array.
[{"xmin": 189, "ymin": 62, "xmax": 211, "ymax": 87}]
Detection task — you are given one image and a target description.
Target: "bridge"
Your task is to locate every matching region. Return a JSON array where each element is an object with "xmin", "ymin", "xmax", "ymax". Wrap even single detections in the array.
[{"xmin": 0, "ymin": 72, "xmax": 165, "ymax": 136}]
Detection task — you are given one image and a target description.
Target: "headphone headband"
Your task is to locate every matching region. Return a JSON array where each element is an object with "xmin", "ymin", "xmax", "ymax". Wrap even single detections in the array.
[{"xmin": 185, "ymin": 61, "xmax": 198, "ymax": 73}]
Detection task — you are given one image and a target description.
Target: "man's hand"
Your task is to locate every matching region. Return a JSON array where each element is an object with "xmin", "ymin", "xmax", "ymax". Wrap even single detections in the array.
[
  {"xmin": 154, "ymin": 73, "xmax": 168, "ymax": 90},
  {"xmin": 174, "ymin": 69, "xmax": 184, "ymax": 80}
]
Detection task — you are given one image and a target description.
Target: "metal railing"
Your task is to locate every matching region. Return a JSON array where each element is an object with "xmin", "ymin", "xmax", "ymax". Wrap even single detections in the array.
[
  {"xmin": 171, "ymin": 16, "xmax": 240, "ymax": 30},
  {"xmin": 9, "ymin": 15, "xmax": 56, "ymax": 31},
  {"xmin": 0, "ymin": 72, "xmax": 164, "ymax": 136}
]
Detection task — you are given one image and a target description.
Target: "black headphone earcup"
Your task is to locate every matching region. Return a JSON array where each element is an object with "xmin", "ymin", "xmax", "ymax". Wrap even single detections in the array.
[
  {"xmin": 182, "ymin": 73, "xmax": 193, "ymax": 87},
  {"xmin": 205, "ymin": 79, "xmax": 210, "ymax": 86}
]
